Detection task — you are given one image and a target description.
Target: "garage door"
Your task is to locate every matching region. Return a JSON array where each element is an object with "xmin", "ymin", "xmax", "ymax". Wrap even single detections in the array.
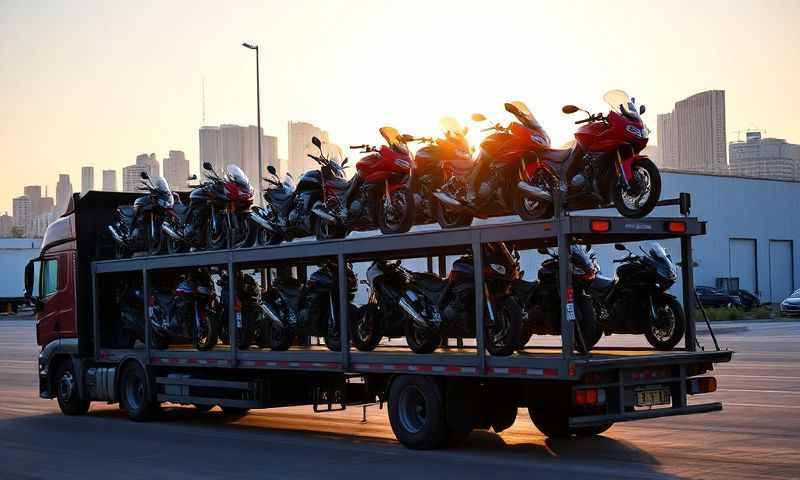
[
  {"xmin": 769, "ymin": 240, "xmax": 793, "ymax": 303},
  {"xmin": 729, "ymin": 238, "xmax": 757, "ymax": 293}
]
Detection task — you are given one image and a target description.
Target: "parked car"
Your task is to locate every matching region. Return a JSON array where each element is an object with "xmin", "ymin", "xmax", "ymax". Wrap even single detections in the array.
[
  {"xmin": 780, "ymin": 289, "xmax": 800, "ymax": 317},
  {"xmin": 726, "ymin": 288, "xmax": 761, "ymax": 310},
  {"xmin": 695, "ymin": 286, "xmax": 743, "ymax": 309}
]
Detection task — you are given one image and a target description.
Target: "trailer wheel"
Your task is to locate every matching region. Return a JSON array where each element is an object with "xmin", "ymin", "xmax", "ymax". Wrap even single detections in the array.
[
  {"xmin": 388, "ymin": 375, "xmax": 447, "ymax": 450},
  {"xmin": 54, "ymin": 361, "xmax": 90, "ymax": 416},
  {"xmin": 120, "ymin": 363, "xmax": 159, "ymax": 421},
  {"xmin": 527, "ymin": 407, "xmax": 613, "ymax": 438},
  {"xmin": 572, "ymin": 423, "xmax": 613, "ymax": 437}
]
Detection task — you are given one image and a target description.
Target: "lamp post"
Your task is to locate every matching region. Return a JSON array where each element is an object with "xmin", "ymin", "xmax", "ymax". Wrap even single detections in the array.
[{"xmin": 242, "ymin": 42, "xmax": 262, "ymax": 205}]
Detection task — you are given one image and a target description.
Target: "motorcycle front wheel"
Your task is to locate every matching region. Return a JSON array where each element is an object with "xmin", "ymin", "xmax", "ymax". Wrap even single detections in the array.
[
  {"xmin": 404, "ymin": 320, "xmax": 441, "ymax": 354},
  {"xmin": 351, "ymin": 304, "xmax": 382, "ymax": 352},
  {"xmin": 378, "ymin": 187, "xmax": 415, "ymax": 234},
  {"xmin": 206, "ymin": 213, "xmax": 228, "ymax": 250},
  {"xmin": 232, "ymin": 215, "xmax": 256, "ymax": 249},
  {"xmin": 166, "ymin": 234, "xmax": 187, "ymax": 254},
  {"xmin": 193, "ymin": 308, "xmax": 219, "ymax": 351},
  {"xmin": 574, "ymin": 294, "xmax": 602, "ymax": 354},
  {"xmin": 313, "ymin": 216, "xmax": 347, "ymax": 241},
  {"xmin": 611, "ymin": 158, "xmax": 661, "ymax": 219},
  {"xmin": 485, "ymin": 296, "xmax": 524, "ymax": 356},
  {"xmin": 269, "ymin": 317, "xmax": 295, "ymax": 351},
  {"xmin": 646, "ymin": 296, "xmax": 686, "ymax": 350},
  {"xmin": 256, "ymin": 225, "xmax": 282, "ymax": 246},
  {"xmin": 433, "ymin": 200, "xmax": 473, "ymax": 229},
  {"xmin": 148, "ymin": 217, "xmax": 166, "ymax": 255}
]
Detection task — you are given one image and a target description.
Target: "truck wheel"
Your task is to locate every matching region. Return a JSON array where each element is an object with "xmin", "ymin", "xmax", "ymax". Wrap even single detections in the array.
[
  {"xmin": 55, "ymin": 361, "xmax": 90, "ymax": 416},
  {"xmin": 120, "ymin": 363, "xmax": 159, "ymax": 421},
  {"xmin": 388, "ymin": 375, "xmax": 447, "ymax": 450}
]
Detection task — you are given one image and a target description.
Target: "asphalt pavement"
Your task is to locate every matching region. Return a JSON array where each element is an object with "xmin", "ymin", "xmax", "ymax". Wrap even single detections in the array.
[{"xmin": 0, "ymin": 318, "xmax": 798, "ymax": 479}]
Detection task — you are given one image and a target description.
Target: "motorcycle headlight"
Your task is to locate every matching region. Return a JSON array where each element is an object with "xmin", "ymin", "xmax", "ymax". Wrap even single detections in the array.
[
  {"xmin": 625, "ymin": 125, "xmax": 647, "ymax": 139},
  {"xmin": 394, "ymin": 159, "xmax": 411, "ymax": 169}
]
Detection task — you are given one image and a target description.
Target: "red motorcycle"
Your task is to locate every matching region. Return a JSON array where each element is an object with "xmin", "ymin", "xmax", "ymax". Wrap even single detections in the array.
[
  {"xmin": 405, "ymin": 117, "xmax": 475, "ymax": 228},
  {"xmin": 309, "ymin": 128, "xmax": 415, "ymax": 240},
  {"xmin": 433, "ymin": 101, "xmax": 552, "ymax": 227},
  {"xmin": 518, "ymin": 90, "xmax": 661, "ymax": 218}
]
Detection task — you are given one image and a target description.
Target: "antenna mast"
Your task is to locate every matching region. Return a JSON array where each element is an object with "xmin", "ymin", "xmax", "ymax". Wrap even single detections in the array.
[{"xmin": 202, "ymin": 77, "xmax": 206, "ymax": 124}]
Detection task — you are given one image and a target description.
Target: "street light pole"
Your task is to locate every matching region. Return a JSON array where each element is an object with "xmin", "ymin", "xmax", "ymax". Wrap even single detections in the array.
[{"xmin": 242, "ymin": 42, "xmax": 262, "ymax": 206}]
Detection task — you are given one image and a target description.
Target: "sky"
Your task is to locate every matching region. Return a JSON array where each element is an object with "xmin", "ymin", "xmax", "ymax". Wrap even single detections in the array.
[{"xmin": 1, "ymin": 0, "xmax": 799, "ymax": 213}]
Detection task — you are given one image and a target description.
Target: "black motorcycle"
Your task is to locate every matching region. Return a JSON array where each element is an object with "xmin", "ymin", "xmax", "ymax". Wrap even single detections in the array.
[
  {"xmin": 587, "ymin": 242, "xmax": 686, "ymax": 350},
  {"xmin": 249, "ymin": 165, "xmax": 322, "ymax": 246},
  {"xmin": 514, "ymin": 245, "xmax": 601, "ymax": 354},
  {"xmin": 399, "ymin": 243, "xmax": 524, "ymax": 356},
  {"xmin": 119, "ymin": 269, "xmax": 219, "ymax": 350},
  {"xmin": 217, "ymin": 271, "xmax": 270, "ymax": 350},
  {"xmin": 353, "ymin": 260, "xmax": 446, "ymax": 353},
  {"xmin": 264, "ymin": 261, "xmax": 359, "ymax": 352},
  {"xmin": 108, "ymin": 172, "xmax": 174, "ymax": 258}
]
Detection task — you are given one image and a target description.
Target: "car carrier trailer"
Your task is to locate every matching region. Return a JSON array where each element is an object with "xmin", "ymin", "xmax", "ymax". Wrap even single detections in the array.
[{"xmin": 27, "ymin": 191, "xmax": 731, "ymax": 449}]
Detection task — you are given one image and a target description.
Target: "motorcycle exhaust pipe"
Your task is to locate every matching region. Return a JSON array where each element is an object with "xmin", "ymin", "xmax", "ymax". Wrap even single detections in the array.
[
  {"xmin": 107, "ymin": 225, "xmax": 125, "ymax": 244},
  {"xmin": 161, "ymin": 222, "xmax": 182, "ymax": 241},
  {"xmin": 517, "ymin": 181, "xmax": 552, "ymax": 202},
  {"xmin": 432, "ymin": 191, "xmax": 463, "ymax": 208},
  {"xmin": 311, "ymin": 204, "xmax": 337, "ymax": 223},
  {"xmin": 398, "ymin": 297, "xmax": 435, "ymax": 329},
  {"xmin": 249, "ymin": 211, "xmax": 276, "ymax": 231}
]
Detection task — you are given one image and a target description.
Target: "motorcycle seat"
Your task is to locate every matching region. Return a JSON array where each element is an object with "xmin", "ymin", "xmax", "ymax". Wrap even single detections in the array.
[
  {"xmin": 118, "ymin": 205, "xmax": 135, "ymax": 218},
  {"xmin": 542, "ymin": 147, "xmax": 572, "ymax": 164}
]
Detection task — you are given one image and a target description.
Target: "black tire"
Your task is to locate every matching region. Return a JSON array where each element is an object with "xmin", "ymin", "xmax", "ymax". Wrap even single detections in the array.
[
  {"xmin": 404, "ymin": 320, "xmax": 441, "ymax": 354},
  {"xmin": 490, "ymin": 404, "xmax": 518, "ymax": 433},
  {"xmin": 54, "ymin": 361, "xmax": 90, "ymax": 416},
  {"xmin": 166, "ymin": 234, "xmax": 187, "ymax": 255},
  {"xmin": 574, "ymin": 293, "xmax": 601, "ymax": 355},
  {"xmin": 269, "ymin": 318, "xmax": 295, "ymax": 351},
  {"xmin": 150, "ymin": 331, "xmax": 170, "ymax": 350},
  {"xmin": 434, "ymin": 200, "xmax": 473, "ymax": 229},
  {"xmin": 485, "ymin": 296, "xmax": 524, "ymax": 356},
  {"xmin": 611, "ymin": 158, "xmax": 661, "ymax": 219},
  {"xmin": 193, "ymin": 404, "xmax": 214, "ymax": 412},
  {"xmin": 351, "ymin": 304, "xmax": 382, "ymax": 352},
  {"xmin": 313, "ymin": 216, "xmax": 347, "ymax": 241},
  {"xmin": 646, "ymin": 296, "xmax": 686, "ymax": 350},
  {"xmin": 528, "ymin": 406, "xmax": 613, "ymax": 438},
  {"xmin": 232, "ymin": 216, "xmax": 257, "ymax": 249},
  {"xmin": 514, "ymin": 180, "xmax": 553, "ymax": 221},
  {"xmin": 220, "ymin": 406, "xmax": 250, "ymax": 418},
  {"xmin": 256, "ymin": 225, "xmax": 282, "ymax": 246},
  {"xmin": 377, "ymin": 187, "xmax": 415, "ymax": 234},
  {"xmin": 253, "ymin": 313, "xmax": 270, "ymax": 349},
  {"xmin": 388, "ymin": 375, "xmax": 448, "ymax": 450},
  {"xmin": 572, "ymin": 423, "xmax": 614, "ymax": 437},
  {"xmin": 148, "ymin": 217, "xmax": 166, "ymax": 255},
  {"xmin": 193, "ymin": 308, "xmax": 219, "ymax": 351},
  {"xmin": 206, "ymin": 212, "xmax": 228, "ymax": 250},
  {"xmin": 120, "ymin": 362, "xmax": 159, "ymax": 421},
  {"xmin": 114, "ymin": 242, "xmax": 128, "ymax": 259}
]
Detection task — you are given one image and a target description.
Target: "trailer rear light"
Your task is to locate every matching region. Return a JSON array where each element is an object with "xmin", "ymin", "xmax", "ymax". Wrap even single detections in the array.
[
  {"xmin": 666, "ymin": 221, "xmax": 687, "ymax": 233},
  {"xmin": 687, "ymin": 376, "xmax": 717, "ymax": 395},
  {"xmin": 574, "ymin": 388, "xmax": 606, "ymax": 406},
  {"xmin": 590, "ymin": 219, "xmax": 611, "ymax": 232}
]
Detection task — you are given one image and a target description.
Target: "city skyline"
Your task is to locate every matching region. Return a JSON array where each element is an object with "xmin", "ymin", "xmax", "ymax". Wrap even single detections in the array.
[{"xmin": 2, "ymin": 0, "xmax": 799, "ymax": 212}]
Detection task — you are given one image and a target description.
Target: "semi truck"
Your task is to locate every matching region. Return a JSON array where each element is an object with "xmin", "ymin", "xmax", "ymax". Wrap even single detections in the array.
[
  {"xmin": 25, "ymin": 191, "xmax": 731, "ymax": 449},
  {"xmin": 0, "ymin": 238, "xmax": 41, "ymax": 313}
]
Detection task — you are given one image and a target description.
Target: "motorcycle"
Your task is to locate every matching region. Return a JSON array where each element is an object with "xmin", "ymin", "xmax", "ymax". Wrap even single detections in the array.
[
  {"xmin": 399, "ymin": 243, "xmax": 525, "ymax": 356},
  {"xmin": 263, "ymin": 261, "xmax": 359, "ymax": 352},
  {"xmin": 309, "ymin": 128, "xmax": 415, "ymax": 240},
  {"xmin": 108, "ymin": 171, "xmax": 175, "ymax": 258},
  {"xmin": 162, "ymin": 162, "xmax": 256, "ymax": 253},
  {"xmin": 217, "ymin": 271, "xmax": 270, "ymax": 350},
  {"xmin": 513, "ymin": 245, "xmax": 601, "ymax": 354},
  {"xmin": 518, "ymin": 90, "xmax": 661, "ymax": 218},
  {"xmin": 587, "ymin": 242, "xmax": 686, "ymax": 350},
  {"xmin": 353, "ymin": 260, "xmax": 446, "ymax": 353},
  {"xmin": 249, "ymin": 165, "xmax": 321, "ymax": 246},
  {"xmin": 119, "ymin": 269, "xmax": 219, "ymax": 350},
  {"xmin": 433, "ymin": 101, "xmax": 553, "ymax": 226},
  {"xmin": 406, "ymin": 117, "xmax": 474, "ymax": 227}
]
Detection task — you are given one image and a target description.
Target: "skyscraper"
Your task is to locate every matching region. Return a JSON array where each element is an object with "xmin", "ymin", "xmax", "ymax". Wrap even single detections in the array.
[
  {"xmin": 220, "ymin": 124, "xmax": 244, "ymax": 176},
  {"xmin": 263, "ymin": 135, "xmax": 279, "ymax": 177},
  {"xmin": 12, "ymin": 196, "xmax": 32, "ymax": 230},
  {"xmin": 122, "ymin": 153, "xmax": 160, "ymax": 192},
  {"xmin": 55, "ymin": 174, "xmax": 73, "ymax": 215},
  {"xmin": 288, "ymin": 121, "xmax": 330, "ymax": 177},
  {"xmin": 102, "ymin": 169, "xmax": 117, "ymax": 191},
  {"xmin": 81, "ymin": 166, "xmax": 94, "ymax": 194},
  {"xmin": 23, "ymin": 186, "xmax": 43, "ymax": 215},
  {"xmin": 656, "ymin": 90, "xmax": 727, "ymax": 173},
  {"xmin": 729, "ymin": 131, "xmax": 800, "ymax": 181},
  {"xmin": 163, "ymin": 150, "xmax": 190, "ymax": 191},
  {"xmin": 199, "ymin": 126, "xmax": 222, "ymax": 174}
]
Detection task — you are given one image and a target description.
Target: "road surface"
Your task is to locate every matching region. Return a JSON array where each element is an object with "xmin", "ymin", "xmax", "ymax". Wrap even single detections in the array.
[{"xmin": 0, "ymin": 318, "xmax": 798, "ymax": 479}]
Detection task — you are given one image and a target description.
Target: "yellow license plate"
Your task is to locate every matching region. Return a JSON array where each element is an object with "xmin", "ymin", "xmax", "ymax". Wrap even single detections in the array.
[{"xmin": 635, "ymin": 388, "xmax": 671, "ymax": 407}]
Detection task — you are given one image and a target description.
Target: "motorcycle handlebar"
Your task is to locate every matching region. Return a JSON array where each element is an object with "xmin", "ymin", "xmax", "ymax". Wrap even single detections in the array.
[{"xmin": 350, "ymin": 144, "xmax": 369, "ymax": 150}]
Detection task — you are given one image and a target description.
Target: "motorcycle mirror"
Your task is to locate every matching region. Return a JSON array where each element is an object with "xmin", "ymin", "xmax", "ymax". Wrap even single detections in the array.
[
  {"xmin": 267, "ymin": 165, "xmax": 277, "ymax": 176},
  {"xmin": 562, "ymin": 105, "xmax": 580, "ymax": 114},
  {"xmin": 614, "ymin": 243, "xmax": 627, "ymax": 251},
  {"xmin": 471, "ymin": 113, "xmax": 487, "ymax": 122},
  {"xmin": 202, "ymin": 161, "xmax": 213, "ymax": 171},
  {"xmin": 140, "ymin": 171, "xmax": 150, "ymax": 180},
  {"xmin": 640, "ymin": 104, "xmax": 646, "ymax": 115},
  {"xmin": 504, "ymin": 102, "xmax": 519, "ymax": 115},
  {"xmin": 187, "ymin": 174, "xmax": 197, "ymax": 180},
  {"xmin": 341, "ymin": 158, "xmax": 349, "ymax": 168},
  {"xmin": 312, "ymin": 136, "xmax": 322, "ymax": 151}
]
